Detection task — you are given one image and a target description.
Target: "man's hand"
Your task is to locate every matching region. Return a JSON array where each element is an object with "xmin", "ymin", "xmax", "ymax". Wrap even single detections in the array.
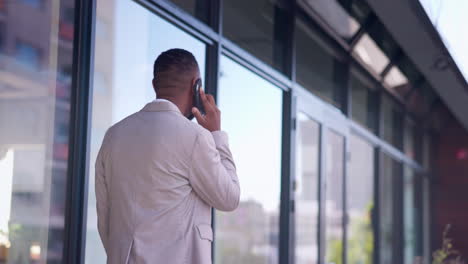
[{"xmin": 192, "ymin": 89, "xmax": 221, "ymax": 132}]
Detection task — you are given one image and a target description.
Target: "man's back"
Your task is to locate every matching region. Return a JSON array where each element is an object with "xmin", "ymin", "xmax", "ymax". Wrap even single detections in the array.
[{"xmin": 95, "ymin": 100, "xmax": 240, "ymax": 264}]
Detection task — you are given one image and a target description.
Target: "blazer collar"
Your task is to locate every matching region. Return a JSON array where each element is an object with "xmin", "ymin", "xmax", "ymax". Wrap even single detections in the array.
[{"xmin": 141, "ymin": 100, "xmax": 182, "ymax": 115}]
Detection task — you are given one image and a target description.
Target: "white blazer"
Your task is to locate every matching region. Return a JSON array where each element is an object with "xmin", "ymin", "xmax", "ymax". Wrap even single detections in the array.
[{"xmin": 95, "ymin": 100, "xmax": 240, "ymax": 264}]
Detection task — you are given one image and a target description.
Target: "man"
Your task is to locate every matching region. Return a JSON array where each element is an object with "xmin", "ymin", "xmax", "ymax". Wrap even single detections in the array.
[{"xmin": 95, "ymin": 48, "xmax": 240, "ymax": 264}]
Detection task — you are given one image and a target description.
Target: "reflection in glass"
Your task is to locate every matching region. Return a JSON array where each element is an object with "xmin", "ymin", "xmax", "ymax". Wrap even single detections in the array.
[
  {"xmin": 85, "ymin": 1, "xmax": 206, "ymax": 262},
  {"xmin": 347, "ymin": 134, "xmax": 374, "ymax": 264},
  {"xmin": 0, "ymin": 0, "xmax": 76, "ymax": 262},
  {"xmin": 298, "ymin": 0, "xmax": 359, "ymax": 39},
  {"xmin": 352, "ymin": 34, "xmax": 389, "ymax": 76},
  {"xmin": 325, "ymin": 131, "xmax": 344, "ymax": 264},
  {"xmin": 223, "ymin": 0, "xmax": 289, "ymax": 72},
  {"xmin": 295, "ymin": 113, "xmax": 319, "ymax": 264},
  {"xmin": 216, "ymin": 55, "xmax": 283, "ymax": 264},
  {"xmin": 350, "ymin": 70, "xmax": 378, "ymax": 132},
  {"xmin": 296, "ymin": 19, "xmax": 345, "ymax": 108}
]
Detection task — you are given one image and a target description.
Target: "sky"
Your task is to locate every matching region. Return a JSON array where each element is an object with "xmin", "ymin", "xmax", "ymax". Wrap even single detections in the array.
[{"xmin": 419, "ymin": 0, "xmax": 468, "ymax": 80}]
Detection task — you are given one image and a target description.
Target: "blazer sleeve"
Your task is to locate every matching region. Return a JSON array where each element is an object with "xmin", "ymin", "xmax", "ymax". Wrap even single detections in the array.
[
  {"xmin": 189, "ymin": 129, "xmax": 240, "ymax": 211},
  {"xmin": 95, "ymin": 131, "xmax": 111, "ymax": 255}
]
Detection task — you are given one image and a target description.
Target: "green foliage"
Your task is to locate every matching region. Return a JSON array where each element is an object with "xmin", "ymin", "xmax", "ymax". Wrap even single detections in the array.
[
  {"xmin": 328, "ymin": 204, "xmax": 374, "ymax": 264},
  {"xmin": 432, "ymin": 224, "xmax": 464, "ymax": 264}
]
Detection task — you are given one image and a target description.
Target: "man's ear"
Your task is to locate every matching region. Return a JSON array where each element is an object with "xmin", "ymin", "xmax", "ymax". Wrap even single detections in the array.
[{"xmin": 152, "ymin": 78, "xmax": 157, "ymax": 90}]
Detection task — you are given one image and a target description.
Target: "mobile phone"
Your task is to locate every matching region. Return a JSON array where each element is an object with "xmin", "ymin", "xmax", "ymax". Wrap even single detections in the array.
[{"xmin": 193, "ymin": 78, "xmax": 205, "ymax": 115}]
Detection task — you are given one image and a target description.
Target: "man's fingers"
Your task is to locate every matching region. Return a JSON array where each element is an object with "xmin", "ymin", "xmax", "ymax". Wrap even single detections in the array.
[
  {"xmin": 192, "ymin": 107, "xmax": 205, "ymax": 122},
  {"xmin": 206, "ymin": 94, "xmax": 216, "ymax": 106},
  {"xmin": 200, "ymin": 89, "xmax": 213, "ymax": 111}
]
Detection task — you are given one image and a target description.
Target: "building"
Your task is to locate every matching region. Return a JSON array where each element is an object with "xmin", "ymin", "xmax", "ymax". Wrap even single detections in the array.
[{"xmin": 0, "ymin": 0, "xmax": 467, "ymax": 263}]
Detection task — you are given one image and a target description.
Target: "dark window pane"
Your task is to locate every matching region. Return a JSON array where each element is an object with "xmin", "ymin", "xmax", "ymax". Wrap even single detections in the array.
[
  {"xmin": 404, "ymin": 120, "xmax": 416, "ymax": 159},
  {"xmin": 350, "ymin": 70, "xmax": 378, "ymax": 132},
  {"xmin": 347, "ymin": 134, "xmax": 375, "ymax": 264},
  {"xmin": 382, "ymin": 96, "xmax": 403, "ymax": 149},
  {"xmin": 325, "ymin": 130, "xmax": 345, "ymax": 264},
  {"xmin": 367, "ymin": 20, "xmax": 400, "ymax": 59},
  {"xmin": 216, "ymin": 55, "xmax": 283, "ymax": 263},
  {"xmin": 167, "ymin": 0, "xmax": 210, "ymax": 24},
  {"xmin": 223, "ymin": 0, "xmax": 289, "ymax": 72},
  {"xmin": 296, "ymin": 19, "xmax": 345, "ymax": 108},
  {"xmin": 298, "ymin": 0, "xmax": 359, "ymax": 40},
  {"xmin": 295, "ymin": 113, "xmax": 319, "ymax": 264},
  {"xmin": 0, "ymin": 0, "xmax": 76, "ymax": 262},
  {"xmin": 0, "ymin": 22, "xmax": 4, "ymax": 50}
]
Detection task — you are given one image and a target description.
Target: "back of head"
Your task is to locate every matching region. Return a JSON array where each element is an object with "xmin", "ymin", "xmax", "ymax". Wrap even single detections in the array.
[{"xmin": 153, "ymin": 48, "xmax": 200, "ymax": 97}]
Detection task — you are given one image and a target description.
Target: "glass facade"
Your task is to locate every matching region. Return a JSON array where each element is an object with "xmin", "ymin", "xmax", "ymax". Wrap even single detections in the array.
[
  {"xmin": 324, "ymin": 130, "xmax": 345, "ymax": 264},
  {"xmin": 347, "ymin": 134, "xmax": 375, "ymax": 264},
  {"xmin": 4, "ymin": 0, "xmax": 454, "ymax": 263},
  {"xmin": 0, "ymin": 0, "xmax": 75, "ymax": 263},
  {"xmin": 223, "ymin": 0, "xmax": 289, "ymax": 72},
  {"xmin": 215, "ymin": 55, "xmax": 283, "ymax": 263},
  {"xmin": 382, "ymin": 95, "xmax": 404, "ymax": 149},
  {"xmin": 295, "ymin": 113, "xmax": 320, "ymax": 264},
  {"xmin": 350, "ymin": 70, "xmax": 378, "ymax": 132},
  {"xmin": 380, "ymin": 153, "xmax": 402, "ymax": 264},
  {"xmin": 295, "ymin": 18, "xmax": 345, "ymax": 108}
]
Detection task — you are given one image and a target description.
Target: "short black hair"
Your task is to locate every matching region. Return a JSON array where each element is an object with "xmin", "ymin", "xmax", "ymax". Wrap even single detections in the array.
[{"xmin": 153, "ymin": 48, "xmax": 199, "ymax": 80}]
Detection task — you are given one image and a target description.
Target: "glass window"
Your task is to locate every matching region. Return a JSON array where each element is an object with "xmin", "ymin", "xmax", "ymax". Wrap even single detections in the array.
[
  {"xmin": 422, "ymin": 134, "xmax": 433, "ymax": 170},
  {"xmin": 325, "ymin": 130, "xmax": 345, "ymax": 264},
  {"xmin": 0, "ymin": 0, "xmax": 76, "ymax": 262},
  {"xmin": 404, "ymin": 120, "xmax": 416, "ymax": 159},
  {"xmin": 298, "ymin": 0, "xmax": 359, "ymax": 40},
  {"xmin": 350, "ymin": 70, "xmax": 378, "ymax": 132},
  {"xmin": 216, "ymin": 55, "xmax": 283, "ymax": 264},
  {"xmin": 295, "ymin": 113, "xmax": 320, "ymax": 264},
  {"xmin": 0, "ymin": 22, "xmax": 4, "ymax": 50},
  {"xmin": 352, "ymin": 33, "xmax": 389, "ymax": 76},
  {"xmin": 167, "ymin": 0, "xmax": 210, "ymax": 24},
  {"xmin": 223, "ymin": 0, "xmax": 289, "ymax": 72},
  {"xmin": 15, "ymin": 41, "xmax": 41, "ymax": 69},
  {"xmin": 21, "ymin": 0, "xmax": 42, "ymax": 8},
  {"xmin": 296, "ymin": 19, "xmax": 346, "ymax": 108},
  {"xmin": 403, "ymin": 167, "xmax": 423, "ymax": 264},
  {"xmin": 382, "ymin": 96, "xmax": 403, "ymax": 149},
  {"xmin": 347, "ymin": 134, "xmax": 375, "ymax": 264},
  {"xmin": 85, "ymin": 1, "xmax": 207, "ymax": 262},
  {"xmin": 380, "ymin": 153, "xmax": 402, "ymax": 264}
]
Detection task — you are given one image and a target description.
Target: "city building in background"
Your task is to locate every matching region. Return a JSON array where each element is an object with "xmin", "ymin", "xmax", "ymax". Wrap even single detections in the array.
[{"xmin": 1, "ymin": 0, "xmax": 467, "ymax": 264}]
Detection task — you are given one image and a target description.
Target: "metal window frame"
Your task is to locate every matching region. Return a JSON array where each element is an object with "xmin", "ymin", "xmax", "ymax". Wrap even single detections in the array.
[
  {"xmin": 64, "ymin": 0, "xmax": 434, "ymax": 263},
  {"xmin": 63, "ymin": 0, "xmax": 96, "ymax": 263}
]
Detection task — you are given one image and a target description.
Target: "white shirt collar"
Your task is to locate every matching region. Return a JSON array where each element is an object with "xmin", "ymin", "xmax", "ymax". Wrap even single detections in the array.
[{"xmin": 153, "ymin": 98, "xmax": 170, "ymax": 103}]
